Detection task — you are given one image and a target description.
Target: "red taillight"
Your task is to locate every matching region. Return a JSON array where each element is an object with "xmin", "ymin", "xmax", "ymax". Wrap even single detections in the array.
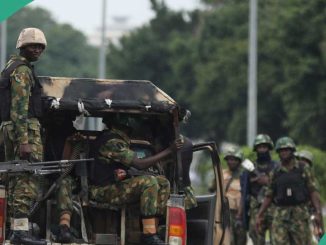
[
  {"xmin": 166, "ymin": 195, "xmax": 187, "ymax": 245},
  {"xmin": 0, "ymin": 185, "xmax": 6, "ymax": 243}
]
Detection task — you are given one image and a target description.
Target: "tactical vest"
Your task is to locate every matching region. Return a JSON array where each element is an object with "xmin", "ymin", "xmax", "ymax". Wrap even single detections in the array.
[
  {"xmin": 0, "ymin": 59, "xmax": 42, "ymax": 122},
  {"xmin": 273, "ymin": 165, "xmax": 309, "ymax": 206},
  {"xmin": 89, "ymin": 131, "xmax": 129, "ymax": 186}
]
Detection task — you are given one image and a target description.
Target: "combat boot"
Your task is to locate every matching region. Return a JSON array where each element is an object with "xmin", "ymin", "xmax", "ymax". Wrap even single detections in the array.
[
  {"xmin": 10, "ymin": 230, "xmax": 47, "ymax": 245},
  {"xmin": 56, "ymin": 224, "xmax": 74, "ymax": 243},
  {"xmin": 141, "ymin": 233, "xmax": 168, "ymax": 245}
]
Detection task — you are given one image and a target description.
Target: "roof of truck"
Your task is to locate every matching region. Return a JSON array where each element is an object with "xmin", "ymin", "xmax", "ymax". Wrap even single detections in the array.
[{"xmin": 40, "ymin": 77, "xmax": 178, "ymax": 114}]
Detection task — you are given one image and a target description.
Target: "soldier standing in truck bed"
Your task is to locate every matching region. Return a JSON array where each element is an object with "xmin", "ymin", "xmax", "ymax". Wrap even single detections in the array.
[{"xmin": 0, "ymin": 27, "xmax": 47, "ymax": 245}]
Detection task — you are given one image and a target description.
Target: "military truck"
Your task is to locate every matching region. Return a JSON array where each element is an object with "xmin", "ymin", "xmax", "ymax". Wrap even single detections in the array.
[{"xmin": 0, "ymin": 77, "xmax": 230, "ymax": 245}]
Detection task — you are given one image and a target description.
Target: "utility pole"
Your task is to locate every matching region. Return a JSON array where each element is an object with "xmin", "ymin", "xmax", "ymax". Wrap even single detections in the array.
[
  {"xmin": 98, "ymin": 0, "xmax": 107, "ymax": 79},
  {"xmin": 0, "ymin": 21, "xmax": 7, "ymax": 70},
  {"xmin": 247, "ymin": 0, "xmax": 257, "ymax": 146},
  {"xmin": 92, "ymin": 0, "xmax": 108, "ymax": 131}
]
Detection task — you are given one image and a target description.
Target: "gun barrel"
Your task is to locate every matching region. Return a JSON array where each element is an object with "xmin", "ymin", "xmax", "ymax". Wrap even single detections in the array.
[{"xmin": 0, "ymin": 158, "xmax": 94, "ymax": 174}]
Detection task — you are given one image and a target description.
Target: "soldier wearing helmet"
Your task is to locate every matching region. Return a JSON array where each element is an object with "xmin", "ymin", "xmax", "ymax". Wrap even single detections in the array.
[
  {"xmin": 89, "ymin": 113, "xmax": 184, "ymax": 245},
  {"xmin": 240, "ymin": 133, "xmax": 277, "ymax": 245},
  {"xmin": 222, "ymin": 146, "xmax": 247, "ymax": 245},
  {"xmin": 0, "ymin": 27, "xmax": 48, "ymax": 245},
  {"xmin": 297, "ymin": 150, "xmax": 314, "ymax": 167},
  {"xmin": 256, "ymin": 137, "xmax": 324, "ymax": 245}
]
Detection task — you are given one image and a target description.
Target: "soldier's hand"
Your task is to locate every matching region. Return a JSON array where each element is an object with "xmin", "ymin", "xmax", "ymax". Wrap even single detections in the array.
[
  {"xmin": 171, "ymin": 136, "xmax": 184, "ymax": 152},
  {"xmin": 19, "ymin": 143, "xmax": 32, "ymax": 160},
  {"xmin": 256, "ymin": 174, "xmax": 269, "ymax": 185},
  {"xmin": 313, "ymin": 213, "xmax": 323, "ymax": 235},
  {"xmin": 255, "ymin": 215, "xmax": 263, "ymax": 233}
]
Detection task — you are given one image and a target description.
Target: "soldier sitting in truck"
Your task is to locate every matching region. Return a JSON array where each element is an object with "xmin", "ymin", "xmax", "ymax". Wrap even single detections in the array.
[{"xmin": 88, "ymin": 113, "xmax": 183, "ymax": 245}]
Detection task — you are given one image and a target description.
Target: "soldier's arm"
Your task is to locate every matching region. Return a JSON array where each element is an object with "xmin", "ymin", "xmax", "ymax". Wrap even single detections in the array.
[
  {"xmin": 256, "ymin": 170, "xmax": 274, "ymax": 219},
  {"xmin": 98, "ymin": 137, "xmax": 183, "ymax": 169},
  {"xmin": 132, "ymin": 145, "xmax": 174, "ymax": 170},
  {"xmin": 305, "ymin": 166, "xmax": 323, "ymax": 229},
  {"xmin": 132, "ymin": 137, "xmax": 183, "ymax": 170},
  {"xmin": 10, "ymin": 66, "xmax": 33, "ymax": 144}
]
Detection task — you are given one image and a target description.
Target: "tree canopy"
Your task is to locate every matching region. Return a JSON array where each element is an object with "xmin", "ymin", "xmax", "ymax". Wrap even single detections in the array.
[
  {"xmin": 106, "ymin": 0, "xmax": 326, "ymax": 150},
  {"xmin": 3, "ymin": 6, "xmax": 98, "ymax": 78}
]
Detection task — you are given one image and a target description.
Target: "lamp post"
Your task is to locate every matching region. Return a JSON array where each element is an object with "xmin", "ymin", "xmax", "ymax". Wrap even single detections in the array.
[
  {"xmin": 247, "ymin": 0, "xmax": 257, "ymax": 146},
  {"xmin": 98, "ymin": 0, "xmax": 107, "ymax": 79},
  {"xmin": 0, "ymin": 21, "xmax": 7, "ymax": 69}
]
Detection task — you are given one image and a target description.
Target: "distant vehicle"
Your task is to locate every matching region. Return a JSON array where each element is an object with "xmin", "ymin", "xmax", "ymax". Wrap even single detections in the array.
[{"xmin": 0, "ymin": 77, "xmax": 231, "ymax": 245}]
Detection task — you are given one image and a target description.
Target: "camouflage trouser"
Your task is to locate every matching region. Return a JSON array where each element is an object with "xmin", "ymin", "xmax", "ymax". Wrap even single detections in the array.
[
  {"xmin": 8, "ymin": 174, "xmax": 43, "ymax": 217},
  {"xmin": 56, "ymin": 176, "xmax": 74, "ymax": 216},
  {"xmin": 249, "ymin": 197, "xmax": 273, "ymax": 245},
  {"xmin": 230, "ymin": 210, "xmax": 247, "ymax": 245},
  {"xmin": 7, "ymin": 174, "xmax": 74, "ymax": 218},
  {"xmin": 272, "ymin": 205, "xmax": 311, "ymax": 245},
  {"xmin": 1, "ymin": 119, "xmax": 44, "ymax": 217},
  {"xmin": 89, "ymin": 175, "xmax": 170, "ymax": 217},
  {"xmin": 1, "ymin": 119, "xmax": 43, "ymax": 161},
  {"xmin": 184, "ymin": 185, "xmax": 197, "ymax": 210}
]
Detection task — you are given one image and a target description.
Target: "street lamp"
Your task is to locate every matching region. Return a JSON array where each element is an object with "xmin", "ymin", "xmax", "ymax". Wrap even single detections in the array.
[
  {"xmin": 247, "ymin": 0, "xmax": 257, "ymax": 146},
  {"xmin": 98, "ymin": 0, "xmax": 107, "ymax": 79},
  {"xmin": 0, "ymin": 21, "xmax": 7, "ymax": 69}
]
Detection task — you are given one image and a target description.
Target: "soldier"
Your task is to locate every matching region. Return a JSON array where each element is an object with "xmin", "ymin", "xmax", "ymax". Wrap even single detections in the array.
[
  {"xmin": 295, "ymin": 150, "xmax": 323, "ymax": 243},
  {"xmin": 256, "ymin": 137, "xmax": 323, "ymax": 245},
  {"xmin": 297, "ymin": 150, "xmax": 313, "ymax": 168},
  {"xmin": 223, "ymin": 147, "xmax": 247, "ymax": 245},
  {"xmin": 240, "ymin": 134, "xmax": 276, "ymax": 244},
  {"xmin": 88, "ymin": 114, "xmax": 183, "ymax": 245},
  {"xmin": 0, "ymin": 27, "xmax": 47, "ymax": 245},
  {"xmin": 0, "ymin": 28, "xmax": 74, "ymax": 244}
]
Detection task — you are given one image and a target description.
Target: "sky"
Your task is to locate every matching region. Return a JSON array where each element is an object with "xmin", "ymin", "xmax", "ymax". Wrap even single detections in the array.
[{"xmin": 30, "ymin": 0, "xmax": 200, "ymax": 39}]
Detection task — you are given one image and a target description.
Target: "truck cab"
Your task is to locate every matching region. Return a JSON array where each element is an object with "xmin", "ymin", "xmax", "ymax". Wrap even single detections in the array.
[{"xmin": 0, "ymin": 77, "xmax": 230, "ymax": 245}]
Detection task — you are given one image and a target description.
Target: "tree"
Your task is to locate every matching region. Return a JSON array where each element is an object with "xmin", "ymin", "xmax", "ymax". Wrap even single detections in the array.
[
  {"xmin": 106, "ymin": 0, "xmax": 326, "ymax": 150},
  {"xmin": 259, "ymin": 0, "xmax": 326, "ymax": 149},
  {"xmin": 4, "ymin": 6, "xmax": 98, "ymax": 78}
]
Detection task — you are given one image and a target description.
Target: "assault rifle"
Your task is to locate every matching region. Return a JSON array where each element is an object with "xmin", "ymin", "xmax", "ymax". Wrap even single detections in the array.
[{"xmin": 0, "ymin": 158, "xmax": 94, "ymax": 175}]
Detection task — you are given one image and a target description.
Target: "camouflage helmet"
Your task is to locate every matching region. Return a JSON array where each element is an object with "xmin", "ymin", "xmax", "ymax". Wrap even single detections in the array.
[
  {"xmin": 275, "ymin": 137, "xmax": 296, "ymax": 151},
  {"xmin": 253, "ymin": 134, "xmax": 274, "ymax": 150},
  {"xmin": 298, "ymin": 150, "xmax": 314, "ymax": 163},
  {"xmin": 224, "ymin": 147, "xmax": 244, "ymax": 162},
  {"xmin": 16, "ymin": 28, "xmax": 47, "ymax": 49}
]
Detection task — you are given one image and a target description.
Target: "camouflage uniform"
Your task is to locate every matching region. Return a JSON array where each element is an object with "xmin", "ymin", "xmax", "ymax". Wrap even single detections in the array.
[
  {"xmin": 265, "ymin": 161, "xmax": 317, "ymax": 245},
  {"xmin": 241, "ymin": 134, "xmax": 276, "ymax": 245},
  {"xmin": 89, "ymin": 128, "xmax": 170, "ymax": 217},
  {"xmin": 1, "ymin": 55, "xmax": 43, "ymax": 217},
  {"xmin": 1, "ymin": 55, "xmax": 73, "ymax": 218},
  {"xmin": 56, "ymin": 176, "xmax": 74, "ymax": 216},
  {"xmin": 247, "ymin": 163, "xmax": 275, "ymax": 245}
]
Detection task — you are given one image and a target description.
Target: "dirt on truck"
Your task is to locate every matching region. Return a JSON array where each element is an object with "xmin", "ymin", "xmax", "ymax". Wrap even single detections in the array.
[{"xmin": 0, "ymin": 77, "xmax": 231, "ymax": 245}]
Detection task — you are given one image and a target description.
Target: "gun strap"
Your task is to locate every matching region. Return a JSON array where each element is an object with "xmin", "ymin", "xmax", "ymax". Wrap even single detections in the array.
[{"xmin": 225, "ymin": 174, "xmax": 235, "ymax": 193}]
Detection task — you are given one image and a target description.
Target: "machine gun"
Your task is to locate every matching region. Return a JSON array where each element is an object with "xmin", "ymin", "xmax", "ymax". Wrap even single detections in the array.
[{"xmin": 0, "ymin": 158, "xmax": 94, "ymax": 175}]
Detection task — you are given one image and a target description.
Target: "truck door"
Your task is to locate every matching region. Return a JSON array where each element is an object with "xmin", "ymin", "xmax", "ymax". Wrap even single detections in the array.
[{"xmin": 186, "ymin": 142, "xmax": 230, "ymax": 245}]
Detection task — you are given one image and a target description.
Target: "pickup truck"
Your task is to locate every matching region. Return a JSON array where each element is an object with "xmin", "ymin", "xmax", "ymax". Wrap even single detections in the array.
[{"xmin": 0, "ymin": 77, "xmax": 231, "ymax": 245}]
